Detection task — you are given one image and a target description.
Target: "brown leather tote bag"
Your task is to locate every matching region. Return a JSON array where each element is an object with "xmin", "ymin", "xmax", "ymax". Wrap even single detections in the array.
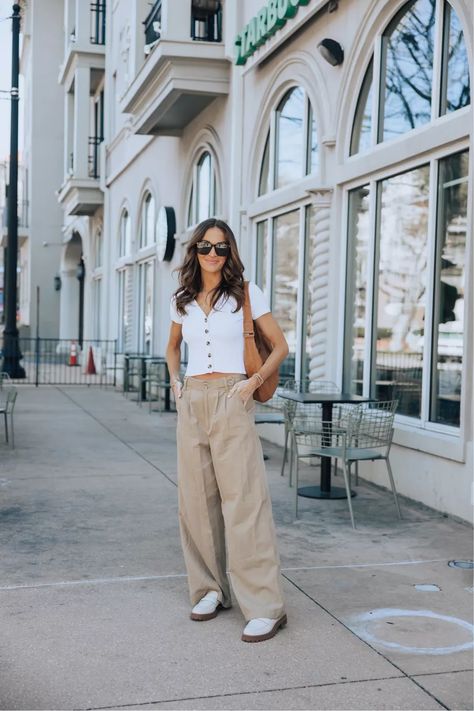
[{"xmin": 242, "ymin": 281, "xmax": 279, "ymax": 403}]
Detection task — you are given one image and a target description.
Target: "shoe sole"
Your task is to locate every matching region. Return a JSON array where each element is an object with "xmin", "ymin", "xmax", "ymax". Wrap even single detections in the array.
[
  {"xmin": 241, "ymin": 614, "xmax": 288, "ymax": 643},
  {"xmin": 190, "ymin": 602, "xmax": 223, "ymax": 621}
]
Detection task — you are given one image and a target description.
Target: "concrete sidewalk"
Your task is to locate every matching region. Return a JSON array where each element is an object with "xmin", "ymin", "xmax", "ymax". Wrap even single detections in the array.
[{"xmin": 0, "ymin": 386, "xmax": 472, "ymax": 711}]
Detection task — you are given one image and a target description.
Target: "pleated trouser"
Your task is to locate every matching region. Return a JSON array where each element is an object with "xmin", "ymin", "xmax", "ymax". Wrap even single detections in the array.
[{"xmin": 176, "ymin": 374, "xmax": 286, "ymax": 621}]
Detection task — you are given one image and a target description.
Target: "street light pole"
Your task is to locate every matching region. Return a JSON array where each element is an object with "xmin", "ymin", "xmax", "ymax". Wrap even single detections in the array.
[{"xmin": 2, "ymin": 3, "xmax": 25, "ymax": 378}]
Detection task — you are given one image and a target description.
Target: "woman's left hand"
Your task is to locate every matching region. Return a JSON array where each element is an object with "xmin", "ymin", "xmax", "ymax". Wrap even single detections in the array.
[{"xmin": 227, "ymin": 376, "xmax": 259, "ymax": 405}]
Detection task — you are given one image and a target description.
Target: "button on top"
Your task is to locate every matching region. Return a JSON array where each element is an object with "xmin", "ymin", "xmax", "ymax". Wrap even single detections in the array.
[{"xmin": 204, "ymin": 317, "xmax": 208, "ymax": 323}]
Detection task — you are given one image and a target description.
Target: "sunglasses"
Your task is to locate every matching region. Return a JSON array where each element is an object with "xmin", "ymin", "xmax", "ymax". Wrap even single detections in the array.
[{"xmin": 196, "ymin": 240, "xmax": 230, "ymax": 257}]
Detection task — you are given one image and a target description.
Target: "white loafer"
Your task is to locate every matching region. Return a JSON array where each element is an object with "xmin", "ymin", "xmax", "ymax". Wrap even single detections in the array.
[
  {"xmin": 190, "ymin": 591, "xmax": 222, "ymax": 621},
  {"xmin": 241, "ymin": 614, "xmax": 288, "ymax": 642}
]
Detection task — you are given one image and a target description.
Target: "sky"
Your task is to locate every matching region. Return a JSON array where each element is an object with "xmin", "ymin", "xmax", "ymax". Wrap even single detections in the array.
[{"xmin": 0, "ymin": 0, "xmax": 23, "ymax": 161}]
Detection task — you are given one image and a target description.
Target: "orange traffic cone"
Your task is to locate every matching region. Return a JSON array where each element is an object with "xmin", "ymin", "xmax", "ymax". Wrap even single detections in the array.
[
  {"xmin": 86, "ymin": 346, "xmax": 96, "ymax": 375},
  {"xmin": 68, "ymin": 340, "xmax": 78, "ymax": 366}
]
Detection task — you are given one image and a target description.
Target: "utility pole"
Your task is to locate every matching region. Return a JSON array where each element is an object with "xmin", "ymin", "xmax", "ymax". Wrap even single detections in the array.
[{"xmin": 2, "ymin": 3, "xmax": 25, "ymax": 378}]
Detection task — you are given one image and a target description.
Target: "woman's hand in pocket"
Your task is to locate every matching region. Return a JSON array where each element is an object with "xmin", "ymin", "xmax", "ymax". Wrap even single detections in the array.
[
  {"xmin": 172, "ymin": 378, "xmax": 183, "ymax": 401},
  {"xmin": 227, "ymin": 377, "xmax": 258, "ymax": 405}
]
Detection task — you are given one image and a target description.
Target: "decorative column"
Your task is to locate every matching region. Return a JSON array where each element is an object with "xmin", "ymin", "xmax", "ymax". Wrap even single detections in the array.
[{"xmin": 307, "ymin": 189, "xmax": 333, "ymax": 382}]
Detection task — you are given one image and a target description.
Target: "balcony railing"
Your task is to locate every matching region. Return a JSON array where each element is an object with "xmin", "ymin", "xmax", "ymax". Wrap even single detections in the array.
[
  {"xmin": 90, "ymin": 1, "xmax": 106, "ymax": 45},
  {"xmin": 191, "ymin": 0, "xmax": 222, "ymax": 42},
  {"xmin": 88, "ymin": 136, "xmax": 103, "ymax": 179},
  {"xmin": 144, "ymin": 0, "xmax": 162, "ymax": 47}
]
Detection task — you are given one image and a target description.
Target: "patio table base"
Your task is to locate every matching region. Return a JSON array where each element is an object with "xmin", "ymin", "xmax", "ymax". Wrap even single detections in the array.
[{"xmin": 297, "ymin": 485, "xmax": 356, "ymax": 500}]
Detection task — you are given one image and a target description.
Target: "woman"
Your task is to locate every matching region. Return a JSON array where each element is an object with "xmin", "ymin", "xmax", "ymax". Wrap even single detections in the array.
[{"xmin": 166, "ymin": 217, "xmax": 288, "ymax": 643}]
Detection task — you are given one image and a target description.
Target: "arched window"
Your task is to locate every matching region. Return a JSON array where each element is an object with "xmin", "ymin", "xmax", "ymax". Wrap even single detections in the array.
[
  {"xmin": 440, "ymin": 1, "xmax": 471, "ymax": 114},
  {"xmin": 94, "ymin": 228, "xmax": 103, "ymax": 268},
  {"xmin": 350, "ymin": 58, "xmax": 373, "ymax": 156},
  {"xmin": 187, "ymin": 151, "xmax": 217, "ymax": 227},
  {"xmin": 350, "ymin": 0, "xmax": 470, "ymax": 155},
  {"xmin": 276, "ymin": 87, "xmax": 305, "ymax": 188},
  {"xmin": 117, "ymin": 210, "xmax": 132, "ymax": 352},
  {"xmin": 139, "ymin": 193, "xmax": 156, "ymax": 248},
  {"xmin": 258, "ymin": 86, "xmax": 319, "ymax": 195},
  {"xmin": 119, "ymin": 209, "xmax": 131, "ymax": 257},
  {"xmin": 258, "ymin": 133, "xmax": 270, "ymax": 196}
]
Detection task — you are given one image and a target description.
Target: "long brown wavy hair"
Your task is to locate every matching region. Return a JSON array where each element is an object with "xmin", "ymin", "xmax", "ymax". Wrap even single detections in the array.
[{"xmin": 173, "ymin": 218, "xmax": 245, "ymax": 316}]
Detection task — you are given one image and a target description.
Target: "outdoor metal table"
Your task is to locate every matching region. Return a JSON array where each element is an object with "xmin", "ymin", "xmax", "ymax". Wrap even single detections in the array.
[{"xmin": 278, "ymin": 391, "xmax": 375, "ymax": 500}]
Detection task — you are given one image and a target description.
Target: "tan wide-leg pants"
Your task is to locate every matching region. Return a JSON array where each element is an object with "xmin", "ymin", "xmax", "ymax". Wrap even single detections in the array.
[{"xmin": 176, "ymin": 374, "xmax": 286, "ymax": 621}]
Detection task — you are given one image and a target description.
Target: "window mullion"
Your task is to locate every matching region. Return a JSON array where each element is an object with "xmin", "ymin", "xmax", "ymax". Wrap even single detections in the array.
[
  {"xmin": 295, "ymin": 205, "xmax": 306, "ymax": 382},
  {"xmin": 365, "ymin": 179, "xmax": 379, "ymax": 397},
  {"xmin": 431, "ymin": 0, "xmax": 445, "ymax": 122},
  {"xmin": 420, "ymin": 159, "xmax": 438, "ymax": 425}
]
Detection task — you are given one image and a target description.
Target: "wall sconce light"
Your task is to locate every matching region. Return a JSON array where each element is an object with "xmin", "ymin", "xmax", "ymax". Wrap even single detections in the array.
[
  {"xmin": 54, "ymin": 275, "xmax": 62, "ymax": 291},
  {"xmin": 76, "ymin": 260, "xmax": 85, "ymax": 281},
  {"xmin": 318, "ymin": 38, "xmax": 344, "ymax": 65}
]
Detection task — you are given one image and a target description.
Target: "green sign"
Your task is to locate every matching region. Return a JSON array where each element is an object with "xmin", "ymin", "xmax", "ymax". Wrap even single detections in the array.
[{"xmin": 235, "ymin": 0, "xmax": 311, "ymax": 65}]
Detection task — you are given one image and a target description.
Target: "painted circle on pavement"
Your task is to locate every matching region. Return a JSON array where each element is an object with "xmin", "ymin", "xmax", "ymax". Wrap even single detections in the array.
[{"xmin": 349, "ymin": 608, "xmax": 474, "ymax": 655}]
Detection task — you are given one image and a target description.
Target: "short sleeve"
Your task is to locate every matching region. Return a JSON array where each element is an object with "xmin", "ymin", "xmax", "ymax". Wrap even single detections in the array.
[
  {"xmin": 170, "ymin": 296, "xmax": 183, "ymax": 324},
  {"xmin": 249, "ymin": 281, "xmax": 270, "ymax": 320}
]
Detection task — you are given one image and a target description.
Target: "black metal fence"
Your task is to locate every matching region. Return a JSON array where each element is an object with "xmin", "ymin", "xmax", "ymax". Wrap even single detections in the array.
[{"xmin": 1, "ymin": 339, "xmax": 118, "ymax": 386}]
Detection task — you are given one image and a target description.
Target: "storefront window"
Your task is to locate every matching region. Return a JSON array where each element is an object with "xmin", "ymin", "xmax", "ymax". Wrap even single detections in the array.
[
  {"xmin": 430, "ymin": 150, "xmax": 468, "ymax": 427},
  {"xmin": 258, "ymin": 133, "xmax": 270, "ymax": 196},
  {"xmin": 351, "ymin": 0, "xmax": 471, "ymax": 156},
  {"xmin": 440, "ymin": 3, "xmax": 471, "ymax": 115},
  {"xmin": 197, "ymin": 152, "xmax": 212, "ymax": 223},
  {"xmin": 138, "ymin": 260, "xmax": 154, "ymax": 354},
  {"xmin": 139, "ymin": 193, "xmax": 156, "ymax": 248},
  {"xmin": 276, "ymin": 87, "xmax": 305, "ymax": 189},
  {"xmin": 119, "ymin": 209, "xmax": 131, "ymax": 257},
  {"xmin": 344, "ymin": 151, "xmax": 469, "ymax": 429},
  {"xmin": 187, "ymin": 151, "xmax": 217, "ymax": 226},
  {"xmin": 272, "ymin": 210, "xmax": 299, "ymax": 378},
  {"xmin": 258, "ymin": 87, "xmax": 319, "ymax": 195},
  {"xmin": 117, "ymin": 269, "xmax": 131, "ymax": 352},
  {"xmin": 344, "ymin": 186, "xmax": 370, "ymax": 394},
  {"xmin": 376, "ymin": 165, "xmax": 430, "ymax": 418},
  {"xmin": 94, "ymin": 229, "xmax": 103, "ymax": 268},
  {"xmin": 350, "ymin": 58, "xmax": 373, "ymax": 156},
  {"xmin": 379, "ymin": 0, "xmax": 435, "ymax": 142}
]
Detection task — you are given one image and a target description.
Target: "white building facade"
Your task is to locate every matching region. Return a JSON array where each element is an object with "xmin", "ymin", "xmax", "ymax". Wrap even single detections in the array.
[{"xmin": 22, "ymin": 0, "xmax": 473, "ymax": 522}]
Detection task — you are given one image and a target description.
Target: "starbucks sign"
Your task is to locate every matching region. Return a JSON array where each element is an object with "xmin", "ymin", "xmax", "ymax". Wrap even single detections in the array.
[{"xmin": 235, "ymin": 0, "xmax": 311, "ymax": 65}]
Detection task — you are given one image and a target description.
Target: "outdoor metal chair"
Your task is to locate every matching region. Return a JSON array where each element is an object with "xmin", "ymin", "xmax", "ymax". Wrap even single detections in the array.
[
  {"xmin": 145, "ymin": 359, "xmax": 174, "ymax": 412},
  {"xmin": 284, "ymin": 380, "xmax": 342, "ymax": 486},
  {"xmin": 254, "ymin": 379, "xmax": 298, "ymax": 464},
  {"xmin": 0, "ymin": 371, "xmax": 12, "ymax": 389},
  {"xmin": 0, "ymin": 386, "xmax": 18, "ymax": 448},
  {"xmin": 292, "ymin": 400, "xmax": 401, "ymax": 528}
]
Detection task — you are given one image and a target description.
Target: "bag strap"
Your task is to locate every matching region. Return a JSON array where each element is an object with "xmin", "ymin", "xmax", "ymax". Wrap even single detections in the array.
[{"xmin": 242, "ymin": 281, "xmax": 255, "ymax": 339}]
